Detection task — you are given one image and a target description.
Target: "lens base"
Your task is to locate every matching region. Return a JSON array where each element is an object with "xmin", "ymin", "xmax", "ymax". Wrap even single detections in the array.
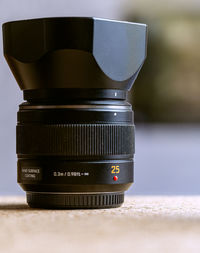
[{"xmin": 27, "ymin": 192, "xmax": 124, "ymax": 209}]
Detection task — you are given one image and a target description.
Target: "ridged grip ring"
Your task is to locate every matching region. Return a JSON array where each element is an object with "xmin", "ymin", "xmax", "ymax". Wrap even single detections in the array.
[
  {"xmin": 27, "ymin": 192, "xmax": 124, "ymax": 209},
  {"xmin": 17, "ymin": 124, "xmax": 134, "ymax": 157}
]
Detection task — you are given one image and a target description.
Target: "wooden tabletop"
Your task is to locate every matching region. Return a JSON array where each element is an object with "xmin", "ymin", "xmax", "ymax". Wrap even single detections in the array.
[{"xmin": 0, "ymin": 196, "xmax": 200, "ymax": 253}]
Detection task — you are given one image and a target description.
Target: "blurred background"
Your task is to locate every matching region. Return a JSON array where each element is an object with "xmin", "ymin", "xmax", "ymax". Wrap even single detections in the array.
[{"xmin": 0, "ymin": 0, "xmax": 199, "ymax": 195}]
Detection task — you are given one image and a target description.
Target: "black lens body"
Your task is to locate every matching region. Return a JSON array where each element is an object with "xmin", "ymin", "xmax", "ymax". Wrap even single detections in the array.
[
  {"xmin": 3, "ymin": 17, "xmax": 147, "ymax": 208},
  {"xmin": 18, "ymin": 95, "xmax": 134, "ymax": 208}
]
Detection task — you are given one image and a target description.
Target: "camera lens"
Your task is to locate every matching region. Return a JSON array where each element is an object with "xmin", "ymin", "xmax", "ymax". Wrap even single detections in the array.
[{"xmin": 3, "ymin": 17, "xmax": 147, "ymax": 208}]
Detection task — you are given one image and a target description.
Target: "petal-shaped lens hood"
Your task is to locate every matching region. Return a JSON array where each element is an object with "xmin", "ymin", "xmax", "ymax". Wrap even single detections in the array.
[{"xmin": 3, "ymin": 17, "xmax": 147, "ymax": 99}]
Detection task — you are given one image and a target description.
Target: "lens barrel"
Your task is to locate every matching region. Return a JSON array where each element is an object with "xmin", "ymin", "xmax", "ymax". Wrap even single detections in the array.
[
  {"xmin": 3, "ymin": 17, "xmax": 147, "ymax": 208},
  {"xmin": 17, "ymin": 92, "xmax": 134, "ymax": 208}
]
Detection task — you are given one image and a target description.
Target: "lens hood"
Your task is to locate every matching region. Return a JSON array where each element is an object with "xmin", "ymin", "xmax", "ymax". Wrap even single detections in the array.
[{"xmin": 3, "ymin": 17, "xmax": 147, "ymax": 96}]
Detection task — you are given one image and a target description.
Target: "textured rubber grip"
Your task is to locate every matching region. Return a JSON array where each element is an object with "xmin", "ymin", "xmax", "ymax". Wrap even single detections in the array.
[
  {"xmin": 17, "ymin": 124, "xmax": 134, "ymax": 157},
  {"xmin": 27, "ymin": 192, "xmax": 124, "ymax": 209}
]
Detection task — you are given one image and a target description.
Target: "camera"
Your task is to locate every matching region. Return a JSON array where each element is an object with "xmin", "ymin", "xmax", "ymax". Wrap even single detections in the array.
[{"xmin": 3, "ymin": 17, "xmax": 147, "ymax": 208}]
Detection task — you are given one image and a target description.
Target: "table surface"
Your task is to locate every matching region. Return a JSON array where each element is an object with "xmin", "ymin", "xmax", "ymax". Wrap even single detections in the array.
[{"xmin": 0, "ymin": 196, "xmax": 200, "ymax": 253}]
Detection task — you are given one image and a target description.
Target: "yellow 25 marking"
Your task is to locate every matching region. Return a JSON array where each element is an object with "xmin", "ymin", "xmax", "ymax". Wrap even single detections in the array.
[{"xmin": 111, "ymin": 165, "xmax": 120, "ymax": 174}]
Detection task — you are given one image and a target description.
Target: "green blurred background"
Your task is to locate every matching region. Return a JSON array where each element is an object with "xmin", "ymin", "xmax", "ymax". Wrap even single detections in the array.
[{"xmin": 125, "ymin": 0, "xmax": 200, "ymax": 123}]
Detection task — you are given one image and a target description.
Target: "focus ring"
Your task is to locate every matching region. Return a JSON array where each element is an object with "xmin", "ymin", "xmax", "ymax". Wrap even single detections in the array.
[{"xmin": 17, "ymin": 124, "xmax": 134, "ymax": 157}]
